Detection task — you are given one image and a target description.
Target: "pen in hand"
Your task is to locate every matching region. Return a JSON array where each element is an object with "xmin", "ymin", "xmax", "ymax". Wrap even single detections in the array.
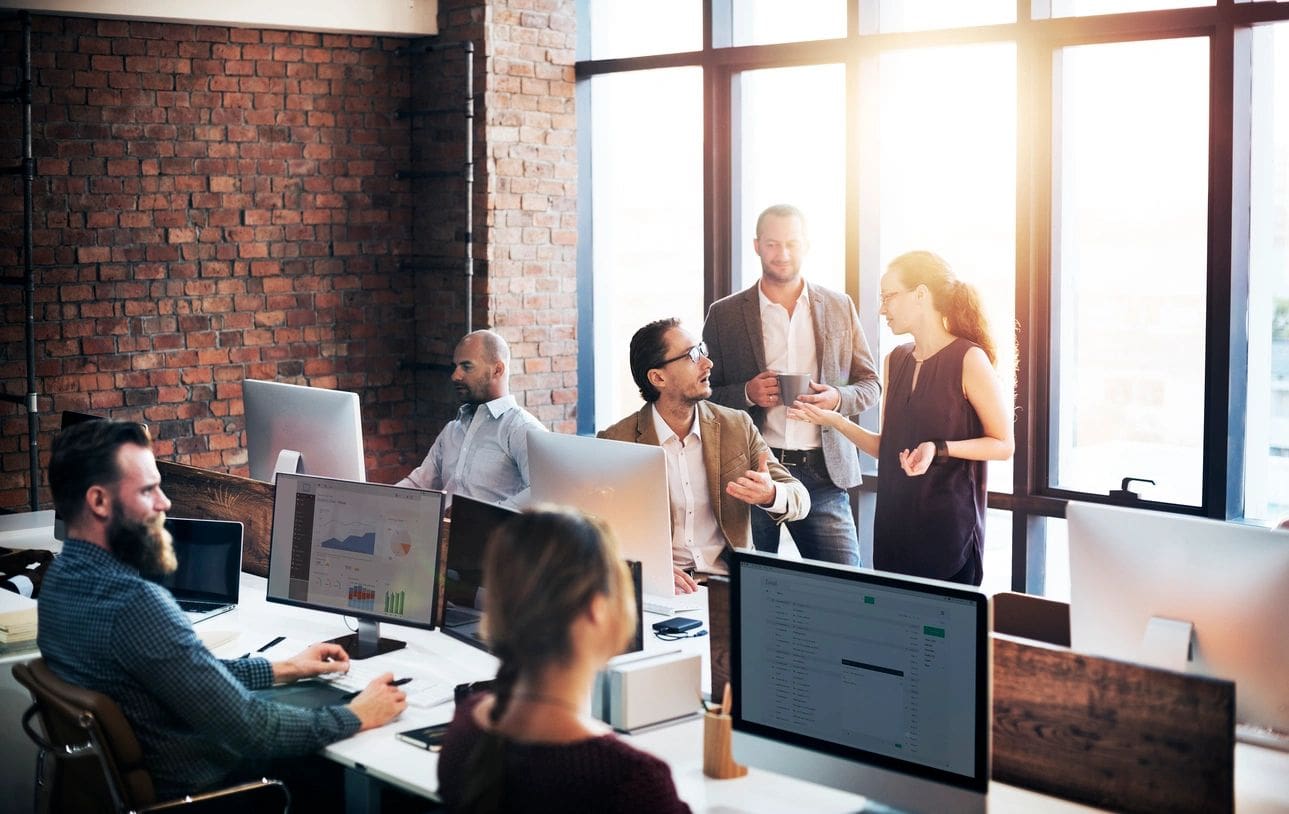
[{"xmin": 342, "ymin": 677, "xmax": 412, "ymax": 702}]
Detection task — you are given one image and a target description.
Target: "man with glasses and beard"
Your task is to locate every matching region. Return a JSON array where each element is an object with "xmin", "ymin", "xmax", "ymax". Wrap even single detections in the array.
[
  {"xmin": 599, "ymin": 318, "xmax": 809, "ymax": 593},
  {"xmin": 37, "ymin": 420, "xmax": 407, "ymax": 802}
]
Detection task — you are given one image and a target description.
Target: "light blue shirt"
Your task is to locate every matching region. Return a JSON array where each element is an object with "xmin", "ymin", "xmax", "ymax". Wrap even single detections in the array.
[{"xmin": 397, "ymin": 394, "xmax": 546, "ymax": 507}]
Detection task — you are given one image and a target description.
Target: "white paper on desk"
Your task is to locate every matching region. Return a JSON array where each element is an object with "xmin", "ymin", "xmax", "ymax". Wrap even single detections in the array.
[{"xmin": 197, "ymin": 628, "xmax": 239, "ymax": 651}]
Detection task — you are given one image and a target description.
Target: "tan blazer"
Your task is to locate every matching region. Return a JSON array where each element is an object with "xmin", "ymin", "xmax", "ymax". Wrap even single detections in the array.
[{"xmin": 597, "ymin": 401, "xmax": 810, "ymax": 553}]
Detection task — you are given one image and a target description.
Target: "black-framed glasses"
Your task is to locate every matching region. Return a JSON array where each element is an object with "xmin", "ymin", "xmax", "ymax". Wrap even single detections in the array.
[{"xmin": 658, "ymin": 341, "xmax": 709, "ymax": 367}]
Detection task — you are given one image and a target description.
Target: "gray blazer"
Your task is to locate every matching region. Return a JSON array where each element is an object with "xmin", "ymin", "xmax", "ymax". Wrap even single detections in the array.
[{"xmin": 702, "ymin": 282, "xmax": 880, "ymax": 490}]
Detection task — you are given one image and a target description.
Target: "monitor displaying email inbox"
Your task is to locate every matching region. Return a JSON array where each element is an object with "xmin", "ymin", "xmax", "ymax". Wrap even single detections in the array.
[
  {"xmin": 267, "ymin": 473, "xmax": 445, "ymax": 658},
  {"xmin": 731, "ymin": 551, "xmax": 990, "ymax": 814}
]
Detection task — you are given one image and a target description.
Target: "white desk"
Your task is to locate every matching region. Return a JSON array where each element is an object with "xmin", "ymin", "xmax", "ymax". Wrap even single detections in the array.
[{"xmin": 16, "ymin": 572, "xmax": 1289, "ymax": 814}]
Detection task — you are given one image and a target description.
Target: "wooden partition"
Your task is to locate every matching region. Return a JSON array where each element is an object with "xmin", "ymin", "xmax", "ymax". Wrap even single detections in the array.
[
  {"xmin": 992, "ymin": 634, "xmax": 1235, "ymax": 814},
  {"xmin": 157, "ymin": 462, "xmax": 275, "ymax": 576},
  {"xmin": 704, "ymin": 582, "xmax": 1235, "ymax": 813},
  {"xmin": 991, "ymin": 591, "xmax": 1070, "ymax": 646},
  {"xmin": 705, "ymin": 575, "xmax": 730, "ymax": 701}
]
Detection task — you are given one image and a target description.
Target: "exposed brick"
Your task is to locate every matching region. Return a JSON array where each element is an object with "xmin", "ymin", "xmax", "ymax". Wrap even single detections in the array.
[{"xmin": 0, "ymin": 3, "xmax": 578, "ymax": 511}]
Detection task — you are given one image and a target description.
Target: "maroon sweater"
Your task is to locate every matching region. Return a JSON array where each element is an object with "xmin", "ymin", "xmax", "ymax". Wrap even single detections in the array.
[{"xmin": 437, "ymin": 693, "xmax": 692, "ymax": 814}]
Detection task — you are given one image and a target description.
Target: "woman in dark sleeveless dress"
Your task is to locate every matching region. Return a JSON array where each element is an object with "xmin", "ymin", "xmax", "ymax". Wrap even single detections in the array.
[{"xmin": 790, "ymin": 251, "xmax": 1013, "ymax": 585}]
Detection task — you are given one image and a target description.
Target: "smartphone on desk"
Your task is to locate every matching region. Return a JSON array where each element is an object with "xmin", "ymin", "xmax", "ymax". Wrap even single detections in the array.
[
  {"xmin": 652, "ymin": 616, "xmax": 703, "ymax": 635},
  {"xmin": 397, "ymin": 722, "xmax": 451, "ymax": 752}
]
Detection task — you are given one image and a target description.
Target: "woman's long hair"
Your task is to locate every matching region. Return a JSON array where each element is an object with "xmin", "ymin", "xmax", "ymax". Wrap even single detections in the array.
[
  {"xmin": 888, "ymin": 250, "xmax": 997, "ymax": 366},
  {"xmin": 457, "ymin": 506, "xmax": 635, "ymax": 813}
]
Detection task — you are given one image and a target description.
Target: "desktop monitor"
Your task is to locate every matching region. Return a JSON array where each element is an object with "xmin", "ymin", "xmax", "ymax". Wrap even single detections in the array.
[
  {"xmin": 730, "ymin": 550, "xmax": 991, "ymax": 814},
  {"xmin": 1067, "ymin": 502, "xmax": 1289, "ymax": 736},
  {"xmin": 528, "ymin": 432, "xmax": 674, "ymax": 605},
  {"xmin": 266, "ymin": 472, "xmax": 445, "ymax": 658},
  {"xmin": 243, "ymin": 379, "xmax": 366, "ymax": 483},
  {"xmin": 442, "ymin": 495, "xmax": 644, "ymax": 655}
]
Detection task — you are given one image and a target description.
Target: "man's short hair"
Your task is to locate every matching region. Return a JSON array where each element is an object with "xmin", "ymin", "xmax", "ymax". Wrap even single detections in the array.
[
  {"xmin": 629, "ymin": 318, "xmax": 680, "ymax": 403},
  {"xmin": 49, "ymin": 420, "xmax": 152, "ymax": 523},
  {"xmin": 755, "ymin": 204, "xmax": 807, "ymax": 238}
]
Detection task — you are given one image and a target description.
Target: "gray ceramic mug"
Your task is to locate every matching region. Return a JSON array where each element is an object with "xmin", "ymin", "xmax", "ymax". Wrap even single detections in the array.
[{"xmin": 777, "ymin": 373, "xmax": 812, "ymax": 407}]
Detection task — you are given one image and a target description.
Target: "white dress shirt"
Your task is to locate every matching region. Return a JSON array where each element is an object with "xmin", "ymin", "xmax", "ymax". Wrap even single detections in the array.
[
  {"xmin": 650, "ymin": 405, "xmax": 786, "ymax": 575},
  {"xmin": 397, "ymin": 394, "xmax": 545, "ymax": 507},
  {"xmin": 759, "ymin": 281, "xmax": 822, "ymax": 451}
]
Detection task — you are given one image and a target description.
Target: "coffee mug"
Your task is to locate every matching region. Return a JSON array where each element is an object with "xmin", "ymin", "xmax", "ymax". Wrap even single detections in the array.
[{"xmin": 777, "ymin": 372, "xmax": 812, "ymax": 407}]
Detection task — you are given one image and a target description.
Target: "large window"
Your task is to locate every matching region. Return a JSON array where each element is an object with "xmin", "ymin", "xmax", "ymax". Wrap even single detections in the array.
[
  {"xmin": 1245, "ymin": 22, "xmax": 1289, "ymax": 524},
  {"xmin": 734, "ymin": 64, "xmax": 846, "ymax": 292},
  {"xmin": 578, "ymin": 2, "xmax": 1289, "ymax": 596},
  {"xmin": 1050, "ymin": 38, "xmax": 1210, "ymax": 507},
  {"xmin": 871, "ymin": 42, "xmax": 1017, "ymax": 493},
  {"xmin": 588, "ymin": 68, "xmax": 704, "ymax": 429}
]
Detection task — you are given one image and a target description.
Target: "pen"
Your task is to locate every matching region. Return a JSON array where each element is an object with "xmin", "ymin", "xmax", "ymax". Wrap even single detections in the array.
[
  {"xmin": 257, "ymin": 636, "xmax": 286, "ymax": 652},
  {"xmin": 342, "ymin": 677, "xmax": 412, "ymax": 702}
]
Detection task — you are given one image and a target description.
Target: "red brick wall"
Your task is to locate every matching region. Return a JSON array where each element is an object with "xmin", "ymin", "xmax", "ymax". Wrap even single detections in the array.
[
  {"xmin": 0, "ymin": 4, "xmax": 579, "ymax": 512},
  {"xmin": 0, "ymin": 15, "xmax": 419, "ymax": 508},
  {"xmin": 481, "ymin": 0, "xmax": 578, "ymax": 434}
]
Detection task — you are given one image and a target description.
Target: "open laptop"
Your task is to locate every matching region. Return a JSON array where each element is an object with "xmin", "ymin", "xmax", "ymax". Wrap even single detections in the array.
[
  {"xmin": 160, "ymin": 518, "xmax": 243, "ymax": 623},
  {"xmin": 442, "ymin": 494, "xmax": 645, "ymax": 654}
]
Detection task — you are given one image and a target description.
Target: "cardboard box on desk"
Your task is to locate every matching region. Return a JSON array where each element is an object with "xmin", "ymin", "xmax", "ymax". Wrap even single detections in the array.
[{"xmin": 593, "ymin": 651, "xmax": 702, "ymax": 733}]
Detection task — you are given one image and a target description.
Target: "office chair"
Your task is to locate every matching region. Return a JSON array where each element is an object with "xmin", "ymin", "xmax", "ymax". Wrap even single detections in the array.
[{"xmin": 13, "ymin": 659, "xmax": 289, "ymax": 814}]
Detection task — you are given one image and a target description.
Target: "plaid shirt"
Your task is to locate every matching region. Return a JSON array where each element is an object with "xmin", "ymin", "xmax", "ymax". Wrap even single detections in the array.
[{"xmin": 37, "ymin": 538, "xmax": 360, "ymax": 799}]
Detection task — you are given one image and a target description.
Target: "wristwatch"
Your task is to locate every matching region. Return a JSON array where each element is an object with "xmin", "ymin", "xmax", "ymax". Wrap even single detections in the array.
[{"xmin": 930, "ymin": 438, "xmax": 949, "ymax": 462}]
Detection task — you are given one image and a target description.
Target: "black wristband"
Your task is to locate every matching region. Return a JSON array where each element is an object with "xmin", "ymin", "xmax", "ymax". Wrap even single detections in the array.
[{"xmin": 930, "ymin": 438, "xmax": 948, "ymax": 462}]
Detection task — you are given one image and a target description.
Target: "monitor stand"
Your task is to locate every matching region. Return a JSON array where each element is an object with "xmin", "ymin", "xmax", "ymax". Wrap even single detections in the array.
[
  {"xmin": 329, "ymin": 619, "xmax": 406, "ymax": 660},
  {"xmin": 1140, "ymin": 616, "xmax": 1194, "ymax": 673},
  {"xmin": 271, "ymin": 449, "xmax": 303, "ymax": 485}
]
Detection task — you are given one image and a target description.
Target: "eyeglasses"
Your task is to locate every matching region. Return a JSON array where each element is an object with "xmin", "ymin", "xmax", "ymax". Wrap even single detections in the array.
[
  {"xmin": 879, "ymin": 289, "xmax": 913, "ymax": 308},
  {"xmin": 658, "ymin": 341, "xmax": 709, "ymax": 367}
]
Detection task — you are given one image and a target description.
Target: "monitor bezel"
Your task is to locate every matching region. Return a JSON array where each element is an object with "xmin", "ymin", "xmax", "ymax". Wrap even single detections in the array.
[
  {"xmin": 265, "ymin": 472, "xmax": 445, "ymax": 632},
  {"xmin": 729, "ymin": 550, "xmax": 992, "ymax": 794}
]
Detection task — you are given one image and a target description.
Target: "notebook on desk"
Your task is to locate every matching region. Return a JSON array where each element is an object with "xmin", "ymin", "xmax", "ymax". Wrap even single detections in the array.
[{"xmin": 160, "ymin": 518, "xmax": 243, "ymax": 624}]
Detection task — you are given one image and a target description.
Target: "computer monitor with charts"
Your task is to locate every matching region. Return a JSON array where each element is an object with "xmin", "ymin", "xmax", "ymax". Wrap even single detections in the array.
[
  {"xmin": 442, "ymin": 494, "xmax": 644, "ymax": 655},
  {"xmin": 528, "ymin": 433, "xmax": 677, "ymax": 610},
  {"xmin": 1067, "ymin": 502, "xmax": 1289, "ymax": 739},
  {"xmin": 266, "ymin": 473, "xmax": 445, "ymax": 658},
  {"xmin": 244, "ymin": 379, "xmax": 366, "ymax": 483},
  {"xmin": 730, "ymin": 550, "xmax": 990, "ymax": 814}
]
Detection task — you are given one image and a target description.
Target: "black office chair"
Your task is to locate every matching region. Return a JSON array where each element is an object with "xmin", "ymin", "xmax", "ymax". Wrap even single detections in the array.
[{"xmin": 13, "ymin": 659, "xmax": 289, "ymax": 814}]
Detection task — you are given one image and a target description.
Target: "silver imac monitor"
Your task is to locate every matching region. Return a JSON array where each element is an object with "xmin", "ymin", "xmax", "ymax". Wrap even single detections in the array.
[
  {"xmin": 266, "ymin": 473, "xmax": 445, "ymax": 658},
  {"xmin": 528, "ymin": 432, "xmax": 674, "ymax": 604},
  {"xmin": 1067, "ymin": 502, "xmax": 1289, "ymax": 738},
  {"xmin": 243, "ymin": 379, "xmax": 366, "ymax": 483},
  {"xmin": 730, "ymin": 550, "xmax": 991, "ymax": 814}
]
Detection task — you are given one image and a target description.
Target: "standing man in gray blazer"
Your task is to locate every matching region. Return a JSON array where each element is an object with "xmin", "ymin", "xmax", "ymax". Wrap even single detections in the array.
[{"xmin": 702, "ymin": 204, "xmax": 880, "ymax": 565}]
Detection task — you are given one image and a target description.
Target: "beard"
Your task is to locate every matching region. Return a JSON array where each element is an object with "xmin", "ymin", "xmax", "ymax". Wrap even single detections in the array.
[{"xmin": 107, "ymin": 504, "xmax": 176, "ymax": 580}]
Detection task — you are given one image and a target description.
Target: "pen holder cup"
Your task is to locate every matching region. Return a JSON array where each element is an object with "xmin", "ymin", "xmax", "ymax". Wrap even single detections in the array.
[{"xmin": 703, "ymin": 710, "xmax": 748, "ymax": 780}]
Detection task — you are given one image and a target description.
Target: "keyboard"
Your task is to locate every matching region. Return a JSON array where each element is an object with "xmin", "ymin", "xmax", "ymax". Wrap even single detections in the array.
[
  {"xmin": 321, "ymin": 655, "xmax": 455, "ymax": 709},
  {"xmin": 643, "ymin": 585, "xmax": 707, "ymax": 616}
]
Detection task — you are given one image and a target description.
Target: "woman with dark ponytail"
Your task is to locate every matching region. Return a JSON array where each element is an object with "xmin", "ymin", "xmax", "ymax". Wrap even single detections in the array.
[
  {"xmin": 790, "ymin": 251, "xmax": 1013, "ymax": 585},
  {"xmin": 437, "ymin": 507, "xmax": 691, "ymax": 813}
]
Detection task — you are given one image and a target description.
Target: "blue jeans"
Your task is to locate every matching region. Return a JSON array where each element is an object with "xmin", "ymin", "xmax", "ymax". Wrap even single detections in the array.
[{"xmin": 751, "ymin": 455, "xmax": 860, "ymax": 566}]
